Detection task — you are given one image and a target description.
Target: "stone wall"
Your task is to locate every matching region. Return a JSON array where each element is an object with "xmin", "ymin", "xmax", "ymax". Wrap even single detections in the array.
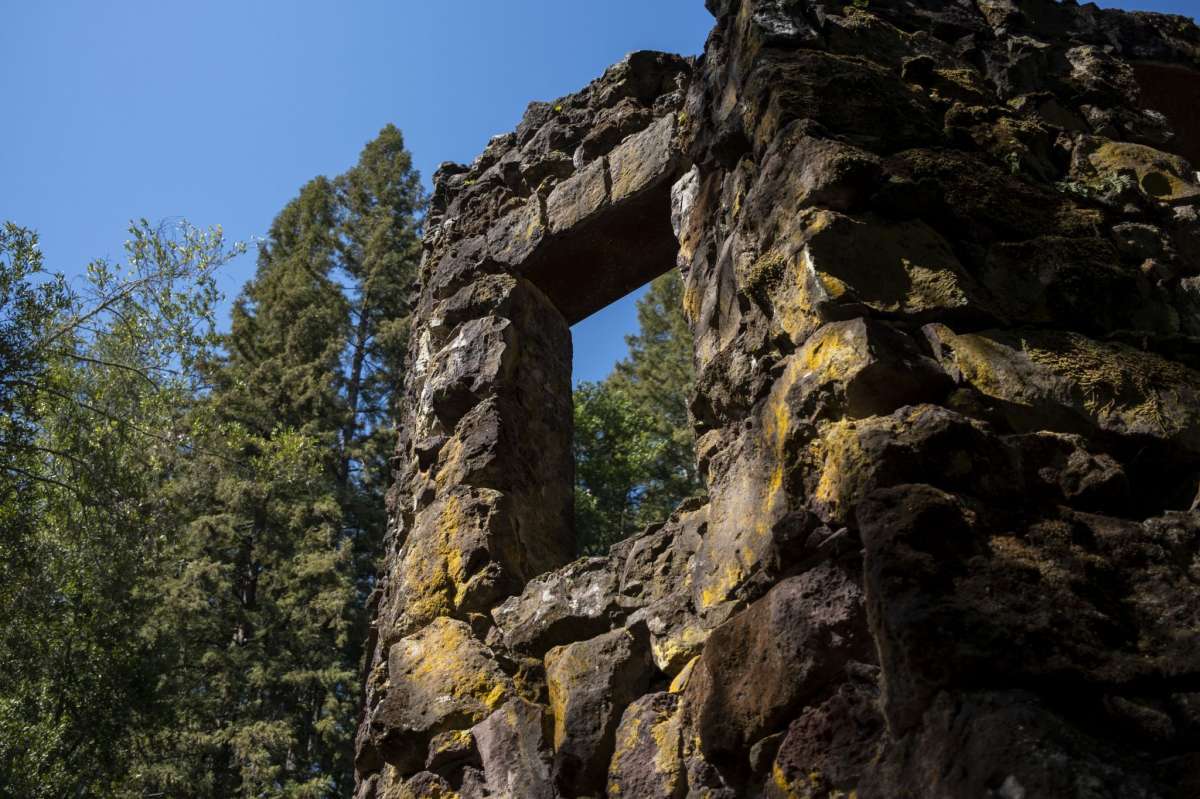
[{"xmin": 354, "ymin": 2, "xmax": 1200, "ymax": 796}]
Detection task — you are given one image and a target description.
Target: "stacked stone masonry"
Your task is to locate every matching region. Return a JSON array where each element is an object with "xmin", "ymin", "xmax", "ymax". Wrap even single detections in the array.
[{"xmin": 355, "ymin": 2, "xmax": 1200, "ymax": 796}]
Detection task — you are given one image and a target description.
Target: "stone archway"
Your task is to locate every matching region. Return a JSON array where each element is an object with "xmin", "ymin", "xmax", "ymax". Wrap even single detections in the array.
[{"xmin": 352, "ymin": 51, "xmax": 693, "ymax": 793}]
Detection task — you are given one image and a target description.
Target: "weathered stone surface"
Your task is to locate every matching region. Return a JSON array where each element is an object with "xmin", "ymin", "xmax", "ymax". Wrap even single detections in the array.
[
  {"xmin": 425, "ymin": 729, "xmax": 480, "ymax": 777},
  {"xmin": 860, "ymin": 690, "xmax": 1172, "ymax": 799},
  {"xmin": 801, "ymin": 213, "xmax": 982, "ymax": 320},
  {"xmin": 776, "ymin": 318, "xmax": 953, "ymax": 422},
  {"xmin": 486, "ymin": 195, "xmax": 544, "ymax": 267},
  {"xmin": 608, "ymin": 113, "xmax": 678, "ymax": 203},
  {"xmin": 491, "ymin": 500, "xmax": 706, "ymax": 664},
  {"xmin": 977, "ymin": 235, "xmax": 1177, "ymax": 335},
  {"xmin": 1006, "ymin": 430, "xmax": 1132, "ymax": 514},
  {"xmin": 389, "ymin": 488, "xmax": 514, "ymax": 632},
  {"xmin": 746, "ymin": 124, "xmax": 883, "ymax": 233},
  {"xmin": 879, "ymin": 148, "xmax": 1104, "ymax": 243},
  {"xmin": 545, "ymin": 624, "xmax": 656, "ymax": 796},
  {"xmin": 752, "ymin": 211, "xmax": 988, "ymax": 346},
  {"xmin": 606, "ymin": 692, "xmax": 686, "ymax": 799},
  {"xmin": 764, "ymin": 679, "xmax": 884, "ymax": 799},
  {"xmin": 1072, "ymin": 137, "xmax": 1200, "ymax": 206},
  {"xmin": 690, "ymin": 430, "xmax": 788, "ymax": 617},
  {"xmin": 470, "ymin": 698, "xmax": 555, "ymax": 799},
  {"xmin": 546, "ymin": 156, "xmax": 609, "ymax": 235},
  {"xmin": 491, "ymin": 556, "xmax": 623, "ymax": 657},
  {"xmin": 742, "ymin": 49, "xmax": 942, "ymax": 153},
  {"xmin": 860, "ymin": 484, "xmax": 1200, "ymax": 733},
  {"xmin": 684, "ymin": 563, "xmax": 870, "ymax": 760},
  {"xmin": 616, "ymin": 500, "xmax": 704, "ymax": 607},
  {"xmin": 356, "ymin": 2, "xmax": 1200, "ymax": 797},
  {"xmin": 924, "ymin": 325, "xmax": 1200, "ymax": 455},
  {"xmin": 629, "ymin": 591, "xmax": 709, "ymax": 676},
  {"xmin": 421, "ymin": 316, "xmax": 515, "ymax": 427},
  {"xmin": 386, "ymin": 771, "xmax": 459, "ymax": 799},
  {"xmin": 804, "ymin": 403, "xmax": 1017, "ymax": 527},
  {"xmin": 369, "ymin": 617, "xmax": 511, "ymax": 775}
]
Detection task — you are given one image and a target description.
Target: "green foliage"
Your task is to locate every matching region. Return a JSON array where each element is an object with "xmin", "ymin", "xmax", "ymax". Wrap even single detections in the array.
[
  {"xmin": 573, "ymin": 271, "xmax": 703, "ymax": 553},
  {"xmin": 573, "ymin": 380, "xmax": 661, "ymax": 552},
  {"xmin": 132, "ymin": 423, "xmax": 357, "ymax": 797},
  {"xmin": 0, "ymin": 123, "xmax": 423, "ymax": 799},
  {"xmin": 0, "ymin": 220, "xmax": 241, "ymax": 798},
  {"xmin": 127, "ymin": 125, "xmax": 423, "ymax": 797},
  {"xmin": 1055, "ymin": 172, "xmax": 1136, "ymax": 201}
]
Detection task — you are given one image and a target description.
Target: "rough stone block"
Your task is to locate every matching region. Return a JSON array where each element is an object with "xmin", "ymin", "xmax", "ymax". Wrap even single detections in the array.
[
  {"xmin": 369, "ymin": 617, "xmax": 511, "ymax": 775},
  {"xmin": 776, "ymin": 317, "xmax": 953, "ymax": 422},
  {"xmin": 491, "ymin": 556, "xmax": 624, "ymax": 657},
  {"xmin": 545, "ymin": 624, "xmax": 656, "ymax": 796},
  {"xmin": 859, "ymin": 483, "xmax": 1200, "ymax": 733},
  {"xmin": 487, "ymin": 195, "xmax": 545, "ymax": 267},
  {"xmin": 750, "ymin": 211, "xmax": 987, "ymax": 347},
  {"xmin": 391, "ymin": 487, "xmax": 512, "ymax": 633},
  {"xmin": 764, "ymin": 680, "xmax": 884, "ymax": 799},
  {"xmin": 546, "ymin": 156, "xmax": 609, "ymax": 235},
  {"xmin": 923, "ymin": 324, "xmax": 1200, "ymax": 455},
  {"xmin": 422, "ymin": 316, "xmax": 515, "ymax": 428},
  {"xmin": 1073, "ymin": 138, "xmax": 1200, "ymax": 206},
  {"xmin": 606, "ymin": 692, "xmax": 686, "ymax": 799},
  {"xmin": 471, "ymin": 698, "xmax": 556, "ymax": 799},
  {"xmin": 683, "ymin": 562, "xmax": 869, "ymax": 759},
  {"xmin": 608, "ymin": 113, "xmax": 677, "ymax": 203},
  {"xmin": 804, "ymin": 404, "xmax": 1016, "ymax": 527}
]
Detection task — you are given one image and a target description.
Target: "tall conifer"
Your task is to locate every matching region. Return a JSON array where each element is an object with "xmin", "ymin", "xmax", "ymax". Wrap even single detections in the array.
[{"xmin": 134, "ymin": 126, "xmax": 423, "ymax": 797}]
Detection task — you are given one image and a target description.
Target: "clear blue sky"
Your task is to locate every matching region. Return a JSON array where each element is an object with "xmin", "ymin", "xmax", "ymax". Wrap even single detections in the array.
[{"xmin": 0, "ymin": 0, "xmax": 1191, "ymax": 383}]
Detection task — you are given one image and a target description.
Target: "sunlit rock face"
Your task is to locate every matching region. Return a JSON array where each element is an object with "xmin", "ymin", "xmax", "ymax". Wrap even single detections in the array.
[{"xmin": 354, "ymin": 2, "xmax": 1200, "ymax": 797}]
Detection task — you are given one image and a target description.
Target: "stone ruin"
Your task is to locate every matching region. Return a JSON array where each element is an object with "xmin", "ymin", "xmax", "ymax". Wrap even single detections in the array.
[{"xmin": 353, "ymin": 1, "xmax": 1200, "ymax": 796}]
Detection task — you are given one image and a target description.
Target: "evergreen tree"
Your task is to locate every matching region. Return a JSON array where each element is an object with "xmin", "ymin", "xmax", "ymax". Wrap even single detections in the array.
[
  {"xmin": 607, "ymin": 270, "xmax": 700, "ymax": 519},
  {"xmin": 573, "ymin": 271, "xmax": 703, "ymax": 553},
  {"xmin": 332, "ymin": 125, "xmax": 424, "ymax": 603},
  {"xmin": 130, "ymin": 125, "xmax": 423, "ymax": 797}
]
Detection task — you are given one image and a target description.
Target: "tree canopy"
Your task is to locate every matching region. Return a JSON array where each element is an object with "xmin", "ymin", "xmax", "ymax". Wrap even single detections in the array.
[
  {"xmin": 573, "ymin": 271, "xmax": 704, "ymax": 554},
  {"xmin": 0, "ymin": 219, "xmax": 240, "ymax": 797},
  {"xmin": 0, "ymin": 124, "xmax": 424, "ymax": 798}
]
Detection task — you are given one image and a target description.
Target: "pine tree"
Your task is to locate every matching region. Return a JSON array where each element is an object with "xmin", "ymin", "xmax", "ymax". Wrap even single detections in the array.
[
  {"xmin": 130, "ymin": 126, "xmax": 423, "ymax": 797},
  {"xmin": 332, "ymin": 124, "xmax": 424, "ymax": 604},
  {"xmin": 607, "ymin": 270, "xmax": 700, "ymax": 519},
  {"xmin": 573, "ymin": 270, "xmax": 703, "ymax": 553}
]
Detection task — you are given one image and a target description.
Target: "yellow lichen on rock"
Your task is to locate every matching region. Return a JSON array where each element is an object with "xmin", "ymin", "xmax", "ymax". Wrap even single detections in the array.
[
  {"xmin": 398, "ymin": 617, "xmax": 511, "ymax": 717},
  {"xmin": 652, "ymin": 621, "xmax": 709, "ymax": 675},
  {"xmin": 927, "ymin": 325, "xmax": 1200, "ymax": 450},
  {"xmin": 669, "ymin": 656, "xmax": 701, "ymax": 694},
  {"xmin": 607, "ymin": 693, "xmax": 685, "ymax": 799},
  {"xmin": 396, "ymin": 495, "xmax": 469, "ymax": 628},
  {"xmin": 809, "ymin": 418, "xmax": 866, "ymax": 524},
  {"xmin": 545, "ymin": 642, "xmax": 592, "ymax": 749},
  {"xmin": 1022, "ymin": 332, "xmax": 1200, "ymax": 440},
  {"xmin": 1084, "ymin": 140, "xmax": 1200, "ymax": 204}
]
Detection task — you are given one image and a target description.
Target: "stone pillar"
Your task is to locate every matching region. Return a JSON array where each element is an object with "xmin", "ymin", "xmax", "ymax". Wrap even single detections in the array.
[
  {"xmin": 354, "ymin": 266, "xmax": 575, "ymax": 783},
  {"xmin": 352, "ymin": 51, "xmax": 692, "ymax": 798}
]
